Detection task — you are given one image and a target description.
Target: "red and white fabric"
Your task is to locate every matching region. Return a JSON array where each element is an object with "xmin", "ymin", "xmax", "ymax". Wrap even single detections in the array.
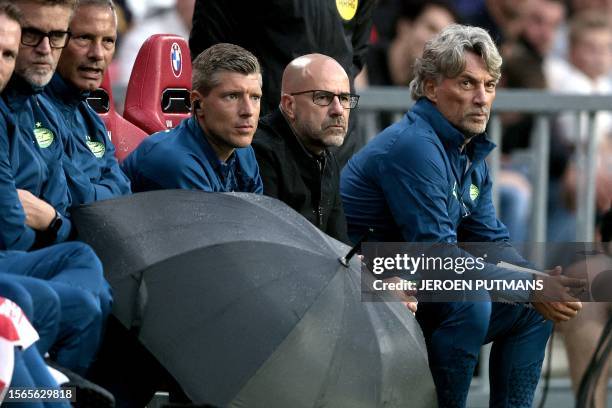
[{"xmin": 0, "ymin": 297, "xmax": 39, "ymax": 403}]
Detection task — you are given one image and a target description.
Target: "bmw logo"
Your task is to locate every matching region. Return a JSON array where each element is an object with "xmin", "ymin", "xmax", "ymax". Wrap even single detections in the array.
[{"xmin": 171, "ymin": 42, "xmax": 182, "ymax": 78}]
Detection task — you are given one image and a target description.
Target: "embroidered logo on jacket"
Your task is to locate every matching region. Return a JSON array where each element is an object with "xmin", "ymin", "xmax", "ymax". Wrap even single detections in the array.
[
  {"xmin": 86, "ymin": 135, "xmax": 106, "ymax": 158},
  {"xmin": 470, "ymin": 184, "xmax": 480, "ymax": 201},
  {"xmin": 336, "ymin": 0, "xmax": 358, "ymax": 20},
  {"xmin": 33, "ymin": 122, "xmax": 54, "ymax": 148}
]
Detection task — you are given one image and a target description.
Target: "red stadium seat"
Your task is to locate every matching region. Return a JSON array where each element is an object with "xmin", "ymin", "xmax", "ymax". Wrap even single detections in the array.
[
  {"xmin": 86, "ymin": 70, "xmax": 148, "ymax": 162},
  {"xmin": 123, "ymin": 34, "xmax": 192, "ymax": 134}
]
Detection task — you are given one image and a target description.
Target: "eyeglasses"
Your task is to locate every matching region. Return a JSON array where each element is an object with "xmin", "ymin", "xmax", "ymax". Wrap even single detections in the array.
[
  {"xmin": 21, "ymin": 27, "xmax": 71, "ymax": 49},
  {"xmin": 290, "ymin": 90, "xmax": 360, "ymax": 109}
]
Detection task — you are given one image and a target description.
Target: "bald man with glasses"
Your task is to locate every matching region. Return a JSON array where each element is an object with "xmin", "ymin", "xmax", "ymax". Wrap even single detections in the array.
[{"xmin": 252, "ymin": 54, "xmax": 355, "ymax": 243}]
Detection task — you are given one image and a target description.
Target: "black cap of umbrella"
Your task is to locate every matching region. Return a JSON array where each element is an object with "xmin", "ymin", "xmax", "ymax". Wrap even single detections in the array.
[{"xmin": 73, "ymin": 190, "xmax": 436, "ymax": 408}]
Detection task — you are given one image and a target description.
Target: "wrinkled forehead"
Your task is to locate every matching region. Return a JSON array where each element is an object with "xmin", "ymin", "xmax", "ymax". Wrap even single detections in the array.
[
  {"xmin": 302, "ymin": 63, "xmax": 350, "ymax": 93},
  {"xmin": 71, "ymin": 4, "xmax": 118, "ymax": 30}
]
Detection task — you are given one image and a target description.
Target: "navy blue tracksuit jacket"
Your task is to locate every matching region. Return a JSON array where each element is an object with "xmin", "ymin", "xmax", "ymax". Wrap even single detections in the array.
[
  {"xmin": 0, "ymin": 76, "xmax": 71, "ymax": 250},
  {"xmin": 122, "ymin": 116, "xmax": 263, "ymax": 194},
  {"xmin": 44, "ymin": 74, "xmax": 130, "ymax": 206},
  {"xmin": 341, "ymin": 98, "xmax": 534, "ymax": 299}
]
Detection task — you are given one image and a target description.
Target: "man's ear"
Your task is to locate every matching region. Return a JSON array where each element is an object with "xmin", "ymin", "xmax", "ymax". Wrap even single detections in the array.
[
  {"xmin": 190, "ymin": 90, "xmax": 204, "ymax": 116},
  {"xmin": 280, "ymin": 93, "xmax": 296, "ymax": 120},
  {"xmin": 423, "ymin": 79, "xmax": 437, "ymax": 103}
]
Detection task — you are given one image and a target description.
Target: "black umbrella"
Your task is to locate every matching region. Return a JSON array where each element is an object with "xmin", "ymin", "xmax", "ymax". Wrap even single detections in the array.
[{"xmin": 73, "ymin": 190, "xmax": 435, "ymax": 407}]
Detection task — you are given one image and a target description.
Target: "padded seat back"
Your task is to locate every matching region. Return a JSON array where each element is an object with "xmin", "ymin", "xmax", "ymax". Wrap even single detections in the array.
[{"xmin": 123, "ymin": 34, "xmax": 192, "ymax": 134}]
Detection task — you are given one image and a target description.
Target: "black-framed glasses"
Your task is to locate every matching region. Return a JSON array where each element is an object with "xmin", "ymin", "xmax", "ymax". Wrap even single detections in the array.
[
  {"xmin": 21, "ymin": 27, "xmax": 71, "ymax": 49},
  {"xmin": 290, "ymin": 90, "xmax": 360, "ymax": 109}
]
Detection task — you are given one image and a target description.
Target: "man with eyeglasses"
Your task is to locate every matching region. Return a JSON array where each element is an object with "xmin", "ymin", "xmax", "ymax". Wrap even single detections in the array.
[
  {"xmin": 0, "ymin": 0, "xmax": 116, "ymax": 394},
  {"xmin": 122, "ymin": 43, "xmax": 263, "ymax": 194},
  {"xmin": 44, "ymin": 0, "xmax": 130, "ymax": 207},
  {"xmin": 252, "ymin": 54, "xmax": 353, "ymax": 243},
  {"xmin": 1, "ymin": 0, "xmax": 74, "ymax": 247}
]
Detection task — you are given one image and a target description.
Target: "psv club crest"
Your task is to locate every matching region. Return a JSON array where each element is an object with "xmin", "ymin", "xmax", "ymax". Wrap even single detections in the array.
[{"xmin": 170, "ymin": 42, "xmax": 182, "ymax": 78}]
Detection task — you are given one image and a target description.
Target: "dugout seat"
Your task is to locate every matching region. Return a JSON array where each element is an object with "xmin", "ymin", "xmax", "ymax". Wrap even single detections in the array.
[
  {"xmin": 86, "ymin": 70, "xmax": 148, "ymax": 162},
  {"xmin": 123, "ymin": 34, "xmax": 192, "ymax": 134}
]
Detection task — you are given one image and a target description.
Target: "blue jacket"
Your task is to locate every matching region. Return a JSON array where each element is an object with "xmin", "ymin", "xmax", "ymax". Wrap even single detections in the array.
[
  {"xmin": 341, "ymin": 98, "xmax": 532, "ymax": 297},
  {"xmin": 44, "ymin": 74, "xmax": 131, "ymax": 206},
  {"xmin": 0, "ymin": 76, "xmax": 72, "ymax": 250},
  {"xmin": 122, "ymin": 116, "xmax": 263, "ymax": 193}
]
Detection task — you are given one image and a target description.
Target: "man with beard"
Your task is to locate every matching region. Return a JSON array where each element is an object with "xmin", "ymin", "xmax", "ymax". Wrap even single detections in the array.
[
  {"xmin": 44, "ymin": 0, "xmax": 131, "ymax": 207},
  {"xmin": 252, "ymin": 54, "xmax": 353, "ymax": 243},
  {"xmin": 0, "ymin": 0, "xmax": 114, "ymax": 387},
  {"xmin": 341, "ymin": 25, "xmax": 583, "ymax": 407},
  {"xmin": 188, "ymin": 0, "xmax": 377, "ymax": 168}
]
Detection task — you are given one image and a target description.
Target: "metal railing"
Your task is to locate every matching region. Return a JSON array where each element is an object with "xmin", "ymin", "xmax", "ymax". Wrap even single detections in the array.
[{"xmin": 357, "ymin": 87, "xmax": 612, "ymax": 243}]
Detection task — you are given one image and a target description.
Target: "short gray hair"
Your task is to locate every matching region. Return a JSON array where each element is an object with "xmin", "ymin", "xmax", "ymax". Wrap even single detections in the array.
[
  {"xmin": 73, "ymin": 0, "xmax": 117, "ymax": 26},
  {"xmin": 192, "ymin": 43, "xmax": 261, "ymax": 95},
  {"xmin": 76, "ymin": 0, "xmax": 115, "ymax": 11},
  {"xmin": 13, "ymin": 0, "xmax": 78, "ymax": 9},
  {"xmin": 0, "ymin": 1, "xmax": 22, "ymax": 25},
  {"xmin": 410, "ymin": 24, "xmax": 502, "ymax": 100}
]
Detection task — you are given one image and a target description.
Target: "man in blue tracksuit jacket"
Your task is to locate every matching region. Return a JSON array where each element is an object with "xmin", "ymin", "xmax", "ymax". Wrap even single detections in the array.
[
  {"xmin": 45, "ymin": 73, "xmax": 130, "ymax": 205},
  {"xmin": 0, "ymin": 77, "xmax": 71, "ymax": 250},
  {"xmin": 44, "ymin": 0, "xmax": 130, "ymax": 206},
  {"xmin": 341, "ymin": 25, "xmax": 583, "ymax": 407},
  {"xmin": 0, "ymin": 0, "xmax": 112, "ymax": 375},
  {"xmin": 122, "ymin": 116, "xmax": 263, "ymax": 193},
  {"xmin": 122, "ymin": 43, "xmax": 263, "ymax": 194}
]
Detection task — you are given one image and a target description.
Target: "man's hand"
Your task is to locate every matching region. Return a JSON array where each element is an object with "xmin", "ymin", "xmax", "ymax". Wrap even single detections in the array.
[
  {"xmin": 17, "ymin": 189, "xmax": 56, "ymax": 231},
  {"xmin": 531, "ymin": 266, "xmax": 584, "ymax": 322},
  {"xmin": 359, "ymin": 255, "xmax": 419, "ymax": 315},
  {"xmin": 383, "ymin": 276, "xmax": 418, "ymax": 315}
]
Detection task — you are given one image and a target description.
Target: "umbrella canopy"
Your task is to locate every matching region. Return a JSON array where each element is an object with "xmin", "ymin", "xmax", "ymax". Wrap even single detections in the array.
[{"xmin": 73, "ymin": 190, "xmax": 435, "ymax": 407}]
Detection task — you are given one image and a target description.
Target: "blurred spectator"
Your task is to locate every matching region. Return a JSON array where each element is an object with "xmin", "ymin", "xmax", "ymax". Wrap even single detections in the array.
[
  {"xmin": 451, "ymin": 0, "xmax": 485, "ymax": 21},
  {"xmin": 363, "ymin": 0, "xmax": 457, "ymax": 130},
  {"xmin": 547, "ymin": 11, "xmax": 612, "ymax": 238},
  {"xmin": 557, "ymin": 209, "xmax": 612, "ymax": 408},
  {"xmin": 113, "ymin": 0, "xmax": 194, "ymax": 107},
  {"xmin": 367, "ymin": 0, "xmax": 457, "ymax": 87},
  {"xmin": 189, "ymin": 0, "xmax": 377, "ymax": 167},
  {"xmin": 547, "ymin": 11, "xmax": 612, "ymax": 146},
  {"xmin": 499, "ymin": 0, "xmax": 571, "ymax": 242},
  {"xmin": 463, "ymin": 0, "xmax": 532, "ymax": 46},
  {"xmin": 520, "ymin": 0, "xmax": 566, "ymax": 59},
  {"xmin": 570, "ymin": 0, "xmax": 612, "ymax": 14}
]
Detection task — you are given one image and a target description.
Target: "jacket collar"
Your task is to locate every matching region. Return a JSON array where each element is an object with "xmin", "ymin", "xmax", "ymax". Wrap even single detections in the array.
[
  {"xmin": 412, "ymin": 97, "xmax": 495, "ymax": 163},
  {"xmin": 263, "ymin": 107, "xmax": 330, "ymax": 162},
  {"xmin": 46, "ymin": 73, "xmax": 88, "ymax": 107},
  {"xmin": 186, "ymin": 115, "xmax": 237, "ymax": 171},
  {"xmin": 2, "ymin": 74, "xmax": 44, "ymax": 111}
]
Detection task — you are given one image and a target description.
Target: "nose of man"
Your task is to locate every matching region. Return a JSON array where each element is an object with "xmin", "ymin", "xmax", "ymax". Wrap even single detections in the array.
[
  {"xmin": 88, "ymin": 42, "xmax": 105, "ymax": 61},
  {"xmin": 239, "ymin": 96, "xmax": 257, "ymax": 117},
  {"xmin": 34, "ymin": 37, "xmax": 53, "ymax": 55},
  {"xmin": 472, "ymin": 84, "xmax": 489, "ymax": 106},
  {"xmin": 328, "ymin": 95, "xmax": 345, "ymax": 116}
]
